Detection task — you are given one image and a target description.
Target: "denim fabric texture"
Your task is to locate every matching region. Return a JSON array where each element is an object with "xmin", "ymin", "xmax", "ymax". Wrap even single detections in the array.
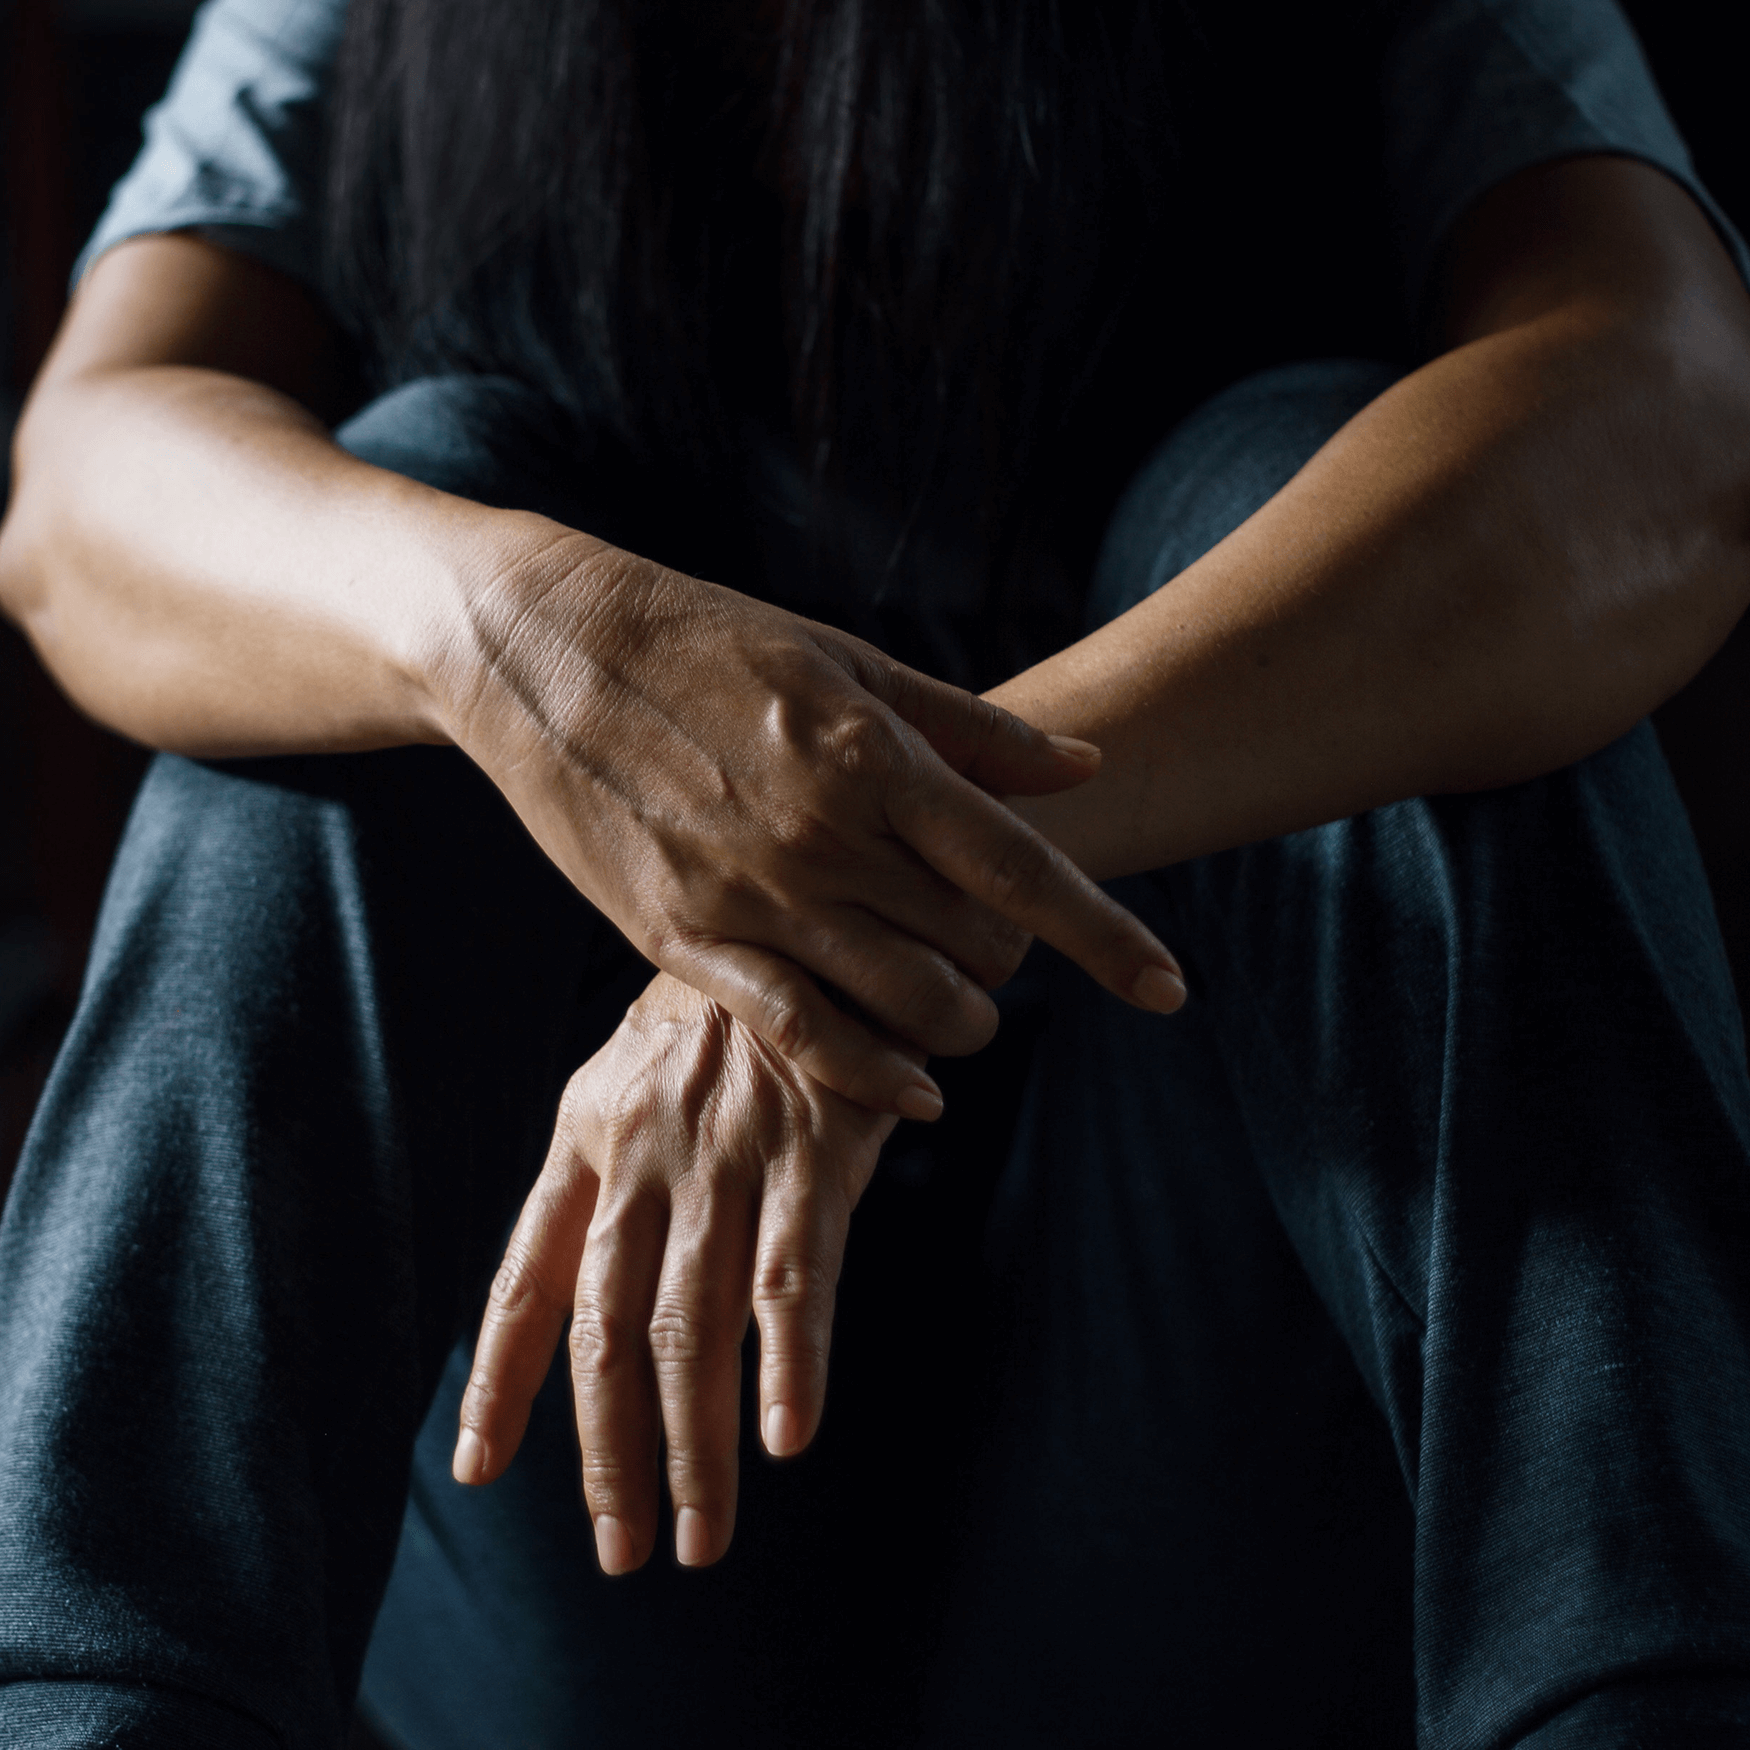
[{"xmin": 3, "ymin": 365, "xmax": 1750, "ymax": 1748}]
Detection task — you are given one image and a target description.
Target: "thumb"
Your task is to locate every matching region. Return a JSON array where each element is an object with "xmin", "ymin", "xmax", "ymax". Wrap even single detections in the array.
[{"xmin": 861, "ymin": 661, "xmax": 1103, "ymax": 795}]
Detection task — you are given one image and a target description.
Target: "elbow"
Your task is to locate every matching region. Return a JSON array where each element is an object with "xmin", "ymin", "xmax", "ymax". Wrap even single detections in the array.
[
  {"xmin": 0, "ymin": 421, "xmax": 28, "ymax": 627},
  {"xmin": 1567, "ymin": 309, "xmax": 1750, "ymax": 725},
  {"xmin": 0, "ymin": 491, "xmax": 49, "ymax": 643},
  {"xmin": 0, "ymin": 440, "xmax": 142, "ymax": 760},
  {"xmin": 0, "ymin": 396, "xmax": 63, "ymax": 638},
  {"xmin": 1642, "ymin": 486, "xmax": 1750, "ymax": 732},
  {"xmin": 1649, "ymin": 288, "xmax": 1750, "ymax": 651},
  {"xmin": 0, "ymin": 486, "xmax": 72, "ymax": 685},
  {"xmin": 0, "ymin": 391, "xmax": 119, "ymax": 708}
]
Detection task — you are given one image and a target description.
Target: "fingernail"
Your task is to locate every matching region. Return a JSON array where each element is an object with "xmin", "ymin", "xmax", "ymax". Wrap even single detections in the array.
[
  {"xmin": 1133, "ymin": 964, "xmax": 1188, "ymax": 1013},
  {"xmin": 675, "ymin": 1507, "xmax": 711, "ymax": 1567},
  {"xmin": 1047, "ymin": 734, "xmax": 1101, "ymax": 763},
  {"xmin": 594, "ymin": 1513, "xmax": 635, "ymax": 1575},
  {"xmin": 765, "ymin": 1403, "xmax": 802, "ymax": 1457},
  {"xmin": 896, "ymin": 1081, "xmax": 945, "ymax": 1123},
  {"xmin": 452, "ymin": 1427, "xmax": 487, "ymax": 1486}
]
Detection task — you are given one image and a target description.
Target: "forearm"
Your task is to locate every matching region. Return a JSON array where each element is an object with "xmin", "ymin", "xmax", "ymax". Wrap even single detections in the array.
[
  {"xmin": 0, "ymin": 361, "xmax": 576, "ymax": 757},
  {"xmin": 997, "ymin": 275, "xmax": 1750, "ymax": 878},
  {"xmin": 0, "ymin": 233, "xmax": 608, "ymax": 758}
]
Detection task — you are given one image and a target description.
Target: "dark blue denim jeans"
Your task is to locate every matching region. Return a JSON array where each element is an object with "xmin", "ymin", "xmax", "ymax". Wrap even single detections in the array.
[{"xmin": 4, "ymin": 364, "xmax": 1750, "ymax": 1749}]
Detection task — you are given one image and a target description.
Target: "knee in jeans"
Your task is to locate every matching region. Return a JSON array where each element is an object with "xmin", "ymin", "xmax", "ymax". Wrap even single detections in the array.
[{"xmin": 336, "ymin": 375, "xmax": 587, "ymax": 517}]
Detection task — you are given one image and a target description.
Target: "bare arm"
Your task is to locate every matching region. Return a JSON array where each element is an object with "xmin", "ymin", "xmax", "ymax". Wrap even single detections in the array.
[
  {"xmin": 454, "ymin": 158, "xmax": 1750, "ymax": 1579},
  {"xmin": 996, "ymin": 158, "xmax": 1750, "ymax": 876},
  {"xmin": 0, "ymin": 234, "xmax": 1185, "ymax": 1111},
  {"xmin": 0, "ymin": 237, "xmax": 465, "ymax": 755}
]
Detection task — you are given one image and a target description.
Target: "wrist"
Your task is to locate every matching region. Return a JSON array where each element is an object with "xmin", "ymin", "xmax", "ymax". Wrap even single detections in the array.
[
  {"xmin": 412, "ymin": 504, "xmax": 621, "ymax": 751},
  {"xmin": 981, "ymin": 675, "xmax": 1114, "ymax": 878}
]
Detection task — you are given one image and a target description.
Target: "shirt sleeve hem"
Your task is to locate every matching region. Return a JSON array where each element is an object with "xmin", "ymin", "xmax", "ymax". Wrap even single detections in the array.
[
  {"xmin": 72, "ymin": 208, "xmax": 321, "ymax": 297},
  {"xmin": 1383, "ymin": 0, "xmax": 1750, "ymax": 324}
]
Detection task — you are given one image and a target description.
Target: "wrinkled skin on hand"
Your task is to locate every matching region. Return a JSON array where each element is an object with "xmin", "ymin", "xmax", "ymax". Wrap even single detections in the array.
[
  {"xmin": 453, "ymin": 971, "xmax": 899, "ymax": 1572},
  {"xmin": 443, "ymin": 532, "xmax": 1186, "ymax": 1115}
]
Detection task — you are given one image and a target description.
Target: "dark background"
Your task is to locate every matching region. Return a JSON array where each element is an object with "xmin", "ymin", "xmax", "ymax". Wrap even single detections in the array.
[
  {"xmin": 2, "ymin": 0, "xmax": 203, "ymax": 1180},
  {"xmin": 1, "ymin": 2, "xmax": 1746, "ymax": 1217}
]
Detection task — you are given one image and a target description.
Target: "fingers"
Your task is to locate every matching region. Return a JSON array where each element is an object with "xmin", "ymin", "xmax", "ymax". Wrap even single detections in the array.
[
  {"xmin": 651, "ymin": 1178, "xmax": 758, "ymax": 1567},
  {"xmin": 789, "ymin": 904, "xmax": 1003, "ymax": 1056},
  {"xmin": 454, "ymin": 1130, "xmax": 599, "ymax": 1488},
  {"xmin": 571, "ymin": 1191, "xmax": 669, "ymax": 1575},
  {"xmin": 661, "ymin": 850, "xmax": 1028, "ymax": 1078},
  {"xmin": 890, "ymin": 770, "xmax": 1189, "ymax": 1014},
  {"xmin": 830, "ymin": 852, "xmax": 1034, "ymax": 995},
  {"xmin": 848, "ymin": 650, "xmax": 1104, "ymax": 796},
  {"xmin": 659, "ymin": 937, "xmax": 944, "ymax": 1119},
  {"xmin": 467, "ymin": 974, "xmax": 888, "ymax": 1582},
  {"xmin": 752, "ymin": 1165, "xmax": 853, "ymax": 1461}
]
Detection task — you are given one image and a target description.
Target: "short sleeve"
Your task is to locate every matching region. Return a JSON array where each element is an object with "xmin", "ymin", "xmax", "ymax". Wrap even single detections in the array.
[
  {"xmin": 1382, "ymin": 0, "xmax": 1750, "ymax": 314},
  {"xmin": 73, "ymin": 0, "xmax": 348, "ymax": 292}
]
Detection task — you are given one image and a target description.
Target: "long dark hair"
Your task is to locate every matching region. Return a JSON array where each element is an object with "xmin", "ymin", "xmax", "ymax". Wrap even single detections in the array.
[{"xmin": 327, "ymin": 0, "xmax": 1186, "ymax": 593}]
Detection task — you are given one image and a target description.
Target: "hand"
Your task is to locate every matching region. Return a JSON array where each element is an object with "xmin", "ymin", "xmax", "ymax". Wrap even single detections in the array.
[
  {"xmin": 442, "ymin": 531, "xmax": 1186, "ymax": 1116},
  {"xmin": 452, "ymin": 972, "xmax": 898, "ymax": 1571}
]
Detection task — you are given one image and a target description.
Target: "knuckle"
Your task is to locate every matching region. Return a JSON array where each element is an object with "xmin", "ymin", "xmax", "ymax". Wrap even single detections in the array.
[
  {"xmin": 568, "ymin": 1294, "xmax": 641, "ymax": 1379},
  {"xmin": 555, "ymin": 1067, "xmax": 593, "ymax": 1128},
  {"xmin": 964, "ymin": 694, "xmax": 1004, "ymax": 750},
  {"xmin": 462, "ymin": 1365, "xmax": 511, "ymax": 1420},
  {"xmin": 760, "ymin": 992, "xmax": 817, "ymax": 1064},
  {"xmin": 979, "ymin": 918, "xmax": 1033, "ymax": 986},
  {"xmin": 984, "ymin": 826, "xmax": 1052, "ymax": 913},
  {"xmin": 821, "ymin": 706, "xmax": 895, "ymax": 783},
  {"xmin": 579, "ymin": 1453, "xmax": 646, "ymax": 1503},
  {"xmin": 646, "ymin": 1301, "xmax": 726, "ymax": 1369},
  {"xmin": 882, "ymin": 665, "xmax": 922, "ymax": 723},
  {"xmin": 591, "ymin": 1088, "xmax": 653, "ymax": 1175},
  {"xmin": 554, "ymin": 1075, "xmax": 621, "ymax": 1169},
  {"xmin": 892, "ymin": 974, "xmax": 976, "ymax": 1054},
  {"xmin": 486, "ymin": 1246, "xmax": 548, "ymax": 1319},
  {"xmin": 593, "ymin": 1109, "xmax": 636, "ymax": 1170},
  {"xmin": 753, "ymin": 1248, "xmax": 835, "ymax": 1326}
]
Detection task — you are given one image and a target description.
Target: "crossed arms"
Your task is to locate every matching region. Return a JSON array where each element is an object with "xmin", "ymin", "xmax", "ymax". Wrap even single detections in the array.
[{"xmin": 3, "ymin": 155, "xmax": 1748, "ymax": 1572}]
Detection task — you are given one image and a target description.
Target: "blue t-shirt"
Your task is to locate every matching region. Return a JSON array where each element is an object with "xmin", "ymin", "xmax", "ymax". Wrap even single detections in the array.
[{"xmin": 76, "ymin": 0, "xmax": 1750, "ymax": 310}]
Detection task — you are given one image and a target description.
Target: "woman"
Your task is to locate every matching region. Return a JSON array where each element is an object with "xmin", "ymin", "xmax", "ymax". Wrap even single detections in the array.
[{"xmin": 3, "ymin": 0, "xmax": 1750, "ymax": 1743}]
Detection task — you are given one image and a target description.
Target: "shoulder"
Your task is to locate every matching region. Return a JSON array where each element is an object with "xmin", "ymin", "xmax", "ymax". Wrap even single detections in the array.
[
  {"xmin": 1379, "ymin": 0, "xmax": 1747, "ymax": 311},
  {"xmin": 76, "ymin": 0, "xmax": 350, "ymax": 292}
]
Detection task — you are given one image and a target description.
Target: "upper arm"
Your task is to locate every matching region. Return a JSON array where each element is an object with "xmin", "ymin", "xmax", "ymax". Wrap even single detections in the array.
[
  {"xmin": 35, "ymin": 0, "xmax": 352, "ymax": 412},
  {"xmin": 31, "ymin": 230, "xmax": 355, "ymax": 422},
  {"xmin": 1381, "ymin": 0, "xmax": 1750, "ymax": 351},
  {"xmin": 1429, "ymin": 153, "xmax": 1750, "ymax": 354}
]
